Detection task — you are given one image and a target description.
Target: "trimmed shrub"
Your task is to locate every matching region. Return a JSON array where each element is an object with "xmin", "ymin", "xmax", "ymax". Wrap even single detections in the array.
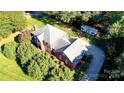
[
  {"xmin": 27, "ymin": 53, "xmax": 75, "ymax": 81},
  {"xmin": 17, "ymin": 42, "xmax": 38, "ymax": 65},
  {"xmin": 2, "ymin": 41, "xmax": 18, "ymax": 60}
]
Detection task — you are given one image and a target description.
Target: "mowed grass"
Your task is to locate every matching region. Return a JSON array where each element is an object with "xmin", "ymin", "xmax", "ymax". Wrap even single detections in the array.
[
  {"xmin": 26, "ymin": 15, "xmax": 45, "ymax": 29},
  {"xmin": 0, "ymin": 53, "xmax": 32, "ymax": 80},
  {"xmin": 0, "ymin": 32, "xmax": 21, "ymax": 47},
  {"xmin": 26, "ymin": 14, "xmax": 80, "ymax": 37}
]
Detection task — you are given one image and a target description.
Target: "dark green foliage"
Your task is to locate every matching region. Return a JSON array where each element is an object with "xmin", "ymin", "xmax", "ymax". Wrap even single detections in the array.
[
  {"xmin": 28, "ymin": 53, "xmax": 51, "ymax": 80},
  {"xmin": 28, "ymin": 60, "xmax": 42, "ymax": 80},
  {"xmin": 114, "ymin": 52, "xmax": 124, "ymax": 76},
  {"xmin": 47, "ymin": 62, "xmax": 74, "ymax": 81},
  {"xmin": 2, "ymin": 41, "xmax": 18, "ymax": 60},
  {"xmin": 27, "ymin": 53, "xmax": 75, "ymax": 80},
  {"xmin": 0, "ymin": 12, "xmax": 27, "ymax": 38},
  {"xmin": 45, "ymin": 11, "xmax": 101, "ymax": 28},
  {"xmin": 106, "ymin": 12, "xmax": 124, "ymax": 38},
  {"xmin": 85, "ymin": 54, "xmax": 93, "ymax": 63},
  {"xmin": 46, "ymin": 11, "xmax": 81, "ymax": 23},
  {"xmin": 17, "ymin": 42, "xmax": 38, "ymax": 65},
  {"xmin": 74, "ymin": 69, "xmax": 84, "ymax": 81},
  {"xmin": 107, "ymin": 20, "xmax": 124, "ymax": 38}
]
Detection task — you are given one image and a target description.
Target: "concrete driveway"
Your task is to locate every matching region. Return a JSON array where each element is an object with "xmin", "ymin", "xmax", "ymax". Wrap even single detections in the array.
[{"xmin": 81, "ymin": 40, "xmax": 105, "ymax": 81}]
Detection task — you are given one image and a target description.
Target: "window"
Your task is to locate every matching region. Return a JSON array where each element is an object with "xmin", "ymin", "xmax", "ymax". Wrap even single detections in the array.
[{"xmin": 91, "ymin": 32, "xmax": 95, "ymax": 35}]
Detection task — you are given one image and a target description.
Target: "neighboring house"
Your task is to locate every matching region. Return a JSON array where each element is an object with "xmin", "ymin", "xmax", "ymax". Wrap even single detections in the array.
[
  {"xmin": 31, "ymin": 24, "xmax": 88, "ymax": 69},
  {"xmin": 81, "ymin": 25, "xmax": 98, "ymax": 35}
]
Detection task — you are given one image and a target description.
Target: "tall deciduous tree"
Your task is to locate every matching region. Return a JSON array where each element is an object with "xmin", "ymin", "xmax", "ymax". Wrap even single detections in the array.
[{"xmin": 107, "ymin": 12, "xmax": 124, "ymax": 38}]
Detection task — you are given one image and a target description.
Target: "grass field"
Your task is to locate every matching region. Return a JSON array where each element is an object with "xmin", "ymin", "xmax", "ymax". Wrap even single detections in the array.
[
  {"xmin": 0, "ymin": 32, "xmax": 21, "ymax": 47},
  {"xmin": 26, "ymin": 15, "xmax": 45, "ymax": 29},
  {"xmin": 0, "ymin": 53, "xmax": 32, "ymax": 80},
  {"xmin": 26, "ymin": 14, "xmax": 80, "ymax": 37}
]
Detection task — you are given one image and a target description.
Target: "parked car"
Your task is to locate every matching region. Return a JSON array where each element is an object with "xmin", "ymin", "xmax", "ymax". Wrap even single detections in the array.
[{"xmin": 81, "ymin": 25, "xmax": 98, "ymax": 36}]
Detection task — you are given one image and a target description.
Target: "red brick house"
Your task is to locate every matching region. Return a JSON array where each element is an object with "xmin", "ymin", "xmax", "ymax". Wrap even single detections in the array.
[
  {"xmin": 54, "ymin": 38, "xmax": 88, "ymax": 69},
  {"xmin": 31, "ymin": 24, "xmax": 88, "ymax": 69}
]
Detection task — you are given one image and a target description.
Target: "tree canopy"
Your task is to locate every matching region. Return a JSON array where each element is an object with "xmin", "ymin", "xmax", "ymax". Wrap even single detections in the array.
[
  {"xmin": 45, "ymin": 11, "xmax": 101, "ymax": 28},
  {"xmin": 27, "ymin": 53, "xmax": 75, "ymax": 80},
  {"xmin": 17, "ymin": 42, "xmax": 39, "ymax": 65},
  {"xmin": 0, "ymin": 12, "xmax": 27, "ymax": 38},
  {"xmin": 106, "ymin": 12, "xmax": 124, "ymax": 38},
  {"xmin": 114, "ymin": 52, "xmax": 124, "ymax": 76},
  {"xmin": 2, "ymin": 41, "xmax": 18, "ymax": 60}
]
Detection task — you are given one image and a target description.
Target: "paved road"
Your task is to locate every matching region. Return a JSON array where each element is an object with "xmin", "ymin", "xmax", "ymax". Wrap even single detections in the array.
[{"xmin": 81, "ymin": 40, "xmax": 105, "ymax": 81}]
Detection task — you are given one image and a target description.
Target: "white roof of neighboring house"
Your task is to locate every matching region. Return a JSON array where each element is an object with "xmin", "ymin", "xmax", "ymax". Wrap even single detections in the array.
[
  {"xmin": 81, "ymin": 25, "xmax": 98, "ymax": 35},
  {"xmin": 32, "ymin": 24, "xmax": 70, "ymax": 50},
  {"xmin": 63, "ymin": 38, "xmax": 88, "ymax": 64}
]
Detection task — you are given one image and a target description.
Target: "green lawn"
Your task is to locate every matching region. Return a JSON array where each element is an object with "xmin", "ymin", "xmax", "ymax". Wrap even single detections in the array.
[
  {"xmin": 26, "ymin": 15, "xmax": 45, "ymax": 29},
  {"xmin": 0, "ymin": 32, "xmax": 20, "ymax": 47},
  {"xmin": 0, "ymin": 53, "xmax": 32, "ymax": 80},
  {"xmin": 26, "ymin": 15, "xmax": 80, "ymax": 37}
]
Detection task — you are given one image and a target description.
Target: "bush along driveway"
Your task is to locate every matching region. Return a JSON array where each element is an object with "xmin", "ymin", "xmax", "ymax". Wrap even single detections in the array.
[{"xmin": 81, "ymin": 40, "xmax": 105, "ymax": 81}]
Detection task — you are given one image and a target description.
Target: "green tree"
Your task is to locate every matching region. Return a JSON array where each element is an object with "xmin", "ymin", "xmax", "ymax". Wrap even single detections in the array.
[
  {"xmin": 45, "ymin": 11, "xmax": 102, "ymax": 29},
  {"xmin": 27, "ymin": 53, "xmax": 52, "ymax": 80},
  {"xmin": 107, "ymin": 12, "xmax": 124, "ymax": 38},
  {"xmin": 2, "ymin": 41, "xmax": 18, "ymax": 60},
  {"xmin": 17, "ymin": 42, "xmax": 38, "ymax": 65},
  {"xmin": 28, "ymin": 60, "xmax": 42, "ymax": 80},
  {"xmin": 48, "ymin": 62, "xmax": 75, "ymax": 81},
  {"xmin": 107, "ymin": 21, "xmax": 124, "ymax": 38},
  {"xmin": 46, "ymin": 11, "xmax": 81, "ymax": 23},
  {"xmin": 0, "ymin": 12, "xmax": 27, "ymax": 38},
  {"xmin": 115, "ymin": 52, "xmax": 124, "ymax": 76},
  {"xmin": 27, "ymin": 53, "xmax": 75, "ymax": 81}
]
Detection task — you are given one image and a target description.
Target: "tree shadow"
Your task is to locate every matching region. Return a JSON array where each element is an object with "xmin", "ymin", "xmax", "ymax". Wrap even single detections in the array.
[
  {"xmin": 1, "ymin": 45, "xmax": 4, "ymax": 52},
  {"xmin": 97, "ymin": 37, "xmax": 124, "ymax": 81},
  {"xmin": 15, "ymin": 55, "xmax": 28, "ymax": 74}
]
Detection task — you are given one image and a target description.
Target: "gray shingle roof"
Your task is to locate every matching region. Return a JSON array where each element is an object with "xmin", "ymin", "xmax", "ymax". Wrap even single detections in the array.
[
  {"xmin": 63, "ymin": 38, "xmax": 88, "ymax": 64},
  {"xmin": 31, "ymin": 24, "xmax": 70, "ymax": 50}
]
